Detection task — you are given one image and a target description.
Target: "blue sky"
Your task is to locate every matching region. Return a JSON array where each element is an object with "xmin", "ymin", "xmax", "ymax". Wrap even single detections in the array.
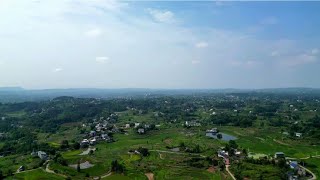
[{"xmin": 0, "ymin": 1, "xmax": 319, "ymax": 89}]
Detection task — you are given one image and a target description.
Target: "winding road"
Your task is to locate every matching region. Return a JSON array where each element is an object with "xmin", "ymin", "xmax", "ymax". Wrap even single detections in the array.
[{"xmin": 299, "ymin": 165, "xmax": 317, "ymax": 180}]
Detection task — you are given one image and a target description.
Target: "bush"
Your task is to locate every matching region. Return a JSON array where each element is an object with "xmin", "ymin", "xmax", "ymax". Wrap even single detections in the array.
[
  {"xmin": 111, "ymin": 160, "xmax": 125, "ymax": 173},
  {"xmin": 138, "ymin": 147, "xmax": 150, "ymax": 157}
]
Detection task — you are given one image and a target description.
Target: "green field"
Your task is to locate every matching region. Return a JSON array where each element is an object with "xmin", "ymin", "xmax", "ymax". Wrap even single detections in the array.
[
  {"xmin": 219, "ymin": 126, "xmax": 320, "ymax": 158},
  {"xmin": 305, "ymin": 158, "xmax": 320, "ymax": 177},
  {"xmin": 48, "ymin": 127, "xmax": 229, "ymax": 179},
  {"xmin": 9, "ymin": 169, "xmax": 64, "ymax": 180}
]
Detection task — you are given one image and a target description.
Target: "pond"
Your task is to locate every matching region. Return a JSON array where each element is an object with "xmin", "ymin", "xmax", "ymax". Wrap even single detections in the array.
[{"xmin": 206, "ymin": 132, "xmax": 237, "ymax": 141}]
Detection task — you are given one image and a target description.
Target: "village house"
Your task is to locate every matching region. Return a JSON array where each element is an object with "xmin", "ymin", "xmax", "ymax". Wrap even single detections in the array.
[
  {"xmin": 137, "ymin": 128, "xmax": 145, "ymax": 134},
  {"xmin": 0, "ymin": 133, "xmax": 5, "ymax": 138},
  {"xmin": 18, "ymin": 166, "xmax": 25, "ymax": 172},
  {"xmin": 144, "ymin": 124, "xmax": 150, "ymax": 129},
  {"xmin": 295, "ymin": 133, "xmax": 302, "ymax": 138},
  {"xmin": 125, "ymin": 124, "xmax": 130, "ymax": 128},
  {"xmin": 217, "ymin": 150, "xmax": 230, "ymax": 165},
  {"xmin": 134, "ymin": 123, "xmax": 140, "ymax": 128},
  {"xmin": 185, "ymin": 121, "xmax": 201, "ymax": 127},
  {"xmin": 81, "ymin": 139, "xmax": 89, "ymax": 147},
  {"xmin": 37, "ymin": 151, "xmax": 48, "ymax": 160},
  {"xmin": 90, "ymin": 131, "xmax": 96, "ymax": 137},
  {"xmin": 289, "ymin": 161, "xmax": 298, "ymax": 170},
  {"xmin": 206, "ymin": 128, "xmax": 218, "ymax": 134},
  {"xmin": 90, "ymin": 138, "xmax": 97, "ymax": 145},
  {"xmin": 218, "ymin": 150, "xmax": 228, "ymax": 158},
  {"xmin": 274, "ymin": 152, "xmax": 285, "ymax": 159}
]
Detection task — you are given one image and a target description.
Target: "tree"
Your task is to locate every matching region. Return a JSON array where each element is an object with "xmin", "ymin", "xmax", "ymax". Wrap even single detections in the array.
[
  {"xmin": 111, "ymin": 160, "xmax": 125, "ymax": 173},
  {"xmin": 7, "ymin": 169, "xmax": 13, "ymax": 176},
  {"xmin": 138, "ymin": 147, "xmax": 150, "ymax": 157},
  {"xmin": 217, "ymin": 133, "xmax": 223, "ymax": 139},
  {"xmin": 193, "ymin": 144, "xmax": 201, "ymax": 153},
  {"xmin": 72, "ymin": 142, "xmax": 80, "ymax": 150},
  {"xmin": 229, "ymin": 140, "xmax": 238, "ymax": 149},
  {"xmin": 77, "ymin": 161, "xmax": 80, "ymax": 172},
  {"xmin": 60, "ymin": 140, "xmax": 69, "ymax": 149},
  {"xmin": 0, "ymin": 170, "xmax": 3, "ymax": 179},
  {"xmin": 242, "ymin": 148, "xmax": 248, "ymax": 156},
  {"xmin": 150, "ymin": 124, "xmax": 156, "ymax": 130},
  {"xmin": 179, "ymin": 142, "xmax": 185, "ymax": 149}
]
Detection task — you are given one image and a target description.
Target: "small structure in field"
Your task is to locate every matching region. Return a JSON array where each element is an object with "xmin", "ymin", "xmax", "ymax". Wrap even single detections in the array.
[
  {"xmin": 289, "ymin": 161, "xmax": 298, "ymax": 170},
  {"xmin": 125, "ymin": 124, "xmax": 130, "ymax": 128},
  {"xmin": 137, "ymin": 128, "xmax": 145, "ymax": 134},
  {"xmin": 295, "ymin": 133, "xmax": 302, "ymax": 138},
  {"xmin": 37, "ymin": 151, "xmax": 48, "ymax": 160},
  {"xmin": 274, "ymin": 152, "xmax": 285, "ymax": 159}
]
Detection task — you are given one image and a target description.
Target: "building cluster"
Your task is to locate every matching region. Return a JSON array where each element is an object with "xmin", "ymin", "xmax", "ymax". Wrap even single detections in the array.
[
  {"xmin": 80, "ymin": 115, "xmax": 118, "ymax": 148},
  {"xmin": 185, "ymin": 121, "xmax": 201, "ymax": 127}
]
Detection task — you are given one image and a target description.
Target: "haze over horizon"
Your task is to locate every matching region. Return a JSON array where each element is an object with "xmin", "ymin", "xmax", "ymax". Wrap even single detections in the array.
[{"xmin": 1, "ymin": 1, "xmax": 320, "ymax": 89}]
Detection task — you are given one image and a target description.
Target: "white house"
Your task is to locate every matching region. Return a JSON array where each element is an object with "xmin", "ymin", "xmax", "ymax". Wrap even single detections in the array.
[
  {"xmin": 134, "ymin": 123, "xmax": 140, "ymax": 128},
  {"xmin": 137, "ymin": 128, "xmax": 145, "ymax": 134},
  {"xmin": 37, "ymin": 151, "xmax": 48, "ymax": 160},
  {"xmin": 295, "ymin": 133, "xmax": 302, "ymax": 138}
]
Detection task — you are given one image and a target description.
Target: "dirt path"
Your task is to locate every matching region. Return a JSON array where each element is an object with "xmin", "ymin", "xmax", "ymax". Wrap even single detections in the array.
[
  {"xmin": 145, "ymin": 173, "xmax": 154, "ymax": 180},
  {"xmin": 14, "ymin": 168, "xmax": 39, "ymax": 174},
  {"xmin": 273, "ymin": 139, "xmax": 289, "ymax": 146},
  {"xmin": 79, "ymin": 147, "xmax": 96, "ymax": 155},
  {"xmin": 159, "ymin": 153, "xmax": 164, "ymax": 159},
  {"xmin": 100, "ymin": 171, "xmax": 112, "ymax": 178},
  {"xmin": 287, "ymin": 154, "xmax": 320, "ymax": 160},
  {"xmin": 226, "ymin": 165, "xmax": 236, "ymax": 180},
  {"xmin": 150, "ymin": 150, "xmax": 205, "ymax": 157},
  {"xmin": 45, "ymin": 161, "xmax": 67, "ymax": 178},
  {"xmin": 299, "ymin": 165, "xmax": 317, "ymax": 180},
  {"xmin": 255, "ymin": 137, "xmax": 265, "ymax": 141},
  {"xmin": 45, "ymin": 163, "xmax": 55, "ymax": 174}
]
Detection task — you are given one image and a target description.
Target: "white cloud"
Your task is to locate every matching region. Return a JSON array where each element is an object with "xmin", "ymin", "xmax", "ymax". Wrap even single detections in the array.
[
  {"xmin": 195, "ymin": 42, "xmax": 208, "ymax": 48},
  {"xmin": 281, "ymin": 54, "xmax": 317, "ymax": 66},
  {"xmin": 230, "ymin": 61, "xmax": 242, "ymax": 66},
  {"xmin": 95, "ymin": 56, "xmax": 110, "ymax": 64},
  {"xmin": 85, "ymin": 28, "xmax": 103, "ymax": 37},
  {"xmin": 191, "ymin": 60, "xmax": 200, "ymax": 64},
  {"xmin": 147, "ymin": 8, "xmax": 174, "ymax": 23},
  {"xmin": 229, "ymin": 60, "xmax": 261, "ymax": 68},
  {"xmin": 311, "ymin": 48, "xmax": 319, "ymax": 55},
  {"xmin": 271, "ymin": 51, "xmax": 279, "ymax": 57},
  {"xmin": 260, "ymin": 17, "xmax": 278, "ymax": 25},
  {"xmin": 82, "ymin": 0, "xmax": 128, "ymax": 12},
  {"xmin": 53, "ymin": 68, "xmax": 63, "ymax": 72}
]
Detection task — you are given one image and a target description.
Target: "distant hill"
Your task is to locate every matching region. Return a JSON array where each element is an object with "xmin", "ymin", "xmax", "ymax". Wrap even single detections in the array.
[
  {"xmin": 0, "ymin": 87, "xmax": 320, "ymax": 103},
  {"xmin": 0, "ymin": 87, "xmax": 25, "ymax": 92}
]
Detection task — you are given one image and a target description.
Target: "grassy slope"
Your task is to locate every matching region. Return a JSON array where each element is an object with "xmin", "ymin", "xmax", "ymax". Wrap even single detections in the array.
[
  {"xmin": 55, "ymin": 127, "xmax": 226, "ymax": 179},
  {"xmin": 8, "ymin": 169, "xmax": 64, "ymax": 180},
  {"xmin": 305, "ymin": 158, "xmax": 320, "ymax": 177}
]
